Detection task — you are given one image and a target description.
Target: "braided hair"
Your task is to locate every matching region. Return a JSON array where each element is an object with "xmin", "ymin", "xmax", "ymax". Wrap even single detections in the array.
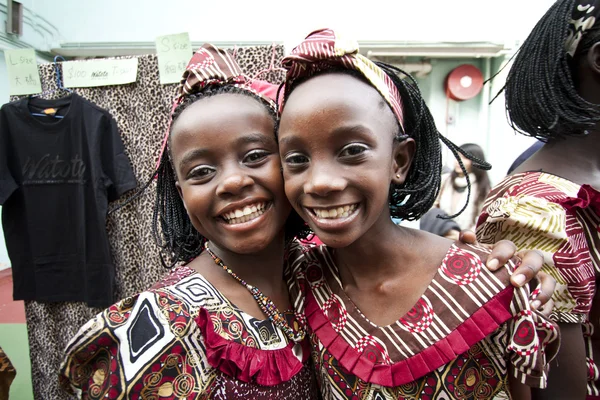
[
  {"xmin": 500, "ymin": 0, "xmax": 600, "ymax": 140},
  {"xmin": 121, "ymin": 85, "xmax": 309, "ymax": 268},
  {"xmin": 448, "ymin": 143, "xmax": 491, "ymax": 214},
  {"xmin": 280, "ymin": 62, "xmax": 490, "ymax": 222}
]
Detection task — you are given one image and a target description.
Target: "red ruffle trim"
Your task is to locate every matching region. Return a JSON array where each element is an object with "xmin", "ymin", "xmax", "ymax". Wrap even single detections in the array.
[
  {"xmin": 304, "ymin": 286, "xmax": 514, "ymax": 387},
  {"xmin": 195, "ymin": 307, "xmax": 309, "ymax": 386}
]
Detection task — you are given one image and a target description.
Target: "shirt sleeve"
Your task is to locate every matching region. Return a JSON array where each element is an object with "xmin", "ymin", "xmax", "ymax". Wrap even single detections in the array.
[
  {"xmin": 476, "ymin": 186, "xmax": 594, "ymax": 322},
  {"xmin": 506, "ymin": 283, "xmax": 560, "ymax": 388},
  {"xmin": 59, "ymin": 294, "xmax": 139, "ymax": 396},
  {"xmin": 0, "ymin": 106, "xmax": 18, "ymax": 205},
  {"xmin": 100, "ymin": 114, "xmax": 137, "ymax": 202}
]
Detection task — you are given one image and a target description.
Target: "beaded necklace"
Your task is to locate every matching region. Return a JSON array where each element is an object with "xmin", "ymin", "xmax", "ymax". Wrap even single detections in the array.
[{"xmin": 204, "ymin": 242, "xmax": 305, "ymax": 343}]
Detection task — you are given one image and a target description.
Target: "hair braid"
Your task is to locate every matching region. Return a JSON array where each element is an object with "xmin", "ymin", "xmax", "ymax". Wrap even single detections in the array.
[{"xmin": 499, "ymin": 0, "xmax": 600, "ymax": 140}]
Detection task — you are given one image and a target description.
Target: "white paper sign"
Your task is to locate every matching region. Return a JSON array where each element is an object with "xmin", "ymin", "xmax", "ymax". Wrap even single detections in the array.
[
  {"xmin": 156, "ymin": 32, "xmax": 192, "ymax": 84},
  {"xmin": 4, "ymin": 49, "xmax": 42, "ymax": 95},
  {"xmin": 62, "ymin": 58, "xmax": 138, "ymax": 88}
]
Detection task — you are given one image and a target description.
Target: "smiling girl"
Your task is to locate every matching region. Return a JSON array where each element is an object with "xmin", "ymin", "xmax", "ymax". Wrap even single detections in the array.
[
  {"xmin": 59, "ymin": 44, "xmax": 318, "ymax": 399},
  {"xmin": 279, "ymin": 29, "xmax": 560, "ymax": 399}
]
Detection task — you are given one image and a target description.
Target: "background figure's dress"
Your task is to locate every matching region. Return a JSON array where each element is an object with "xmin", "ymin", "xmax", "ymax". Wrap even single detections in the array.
[{"xmin": 477, "ymin": 171, "xmax": 600, "ymax": 397}]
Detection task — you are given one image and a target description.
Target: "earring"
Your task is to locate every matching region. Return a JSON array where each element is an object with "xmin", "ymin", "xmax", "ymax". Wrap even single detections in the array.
[{"xmin": 396, "ymin": 174, "xmax": 401, "ymax": 179}]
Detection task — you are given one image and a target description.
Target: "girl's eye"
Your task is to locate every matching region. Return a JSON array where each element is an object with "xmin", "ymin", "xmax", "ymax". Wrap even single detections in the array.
[
  {"xmin": 187, "ymin": 166, "xmax": 216, "ymax": 180},
  {"xmin": 339, "ymin": 143, "xmax": 369, "ymax": 158},
  {"xmin": 243, "ymin": 150, "xmax": 270, "ymax": 164},
  {"xmin": 284, "ymin": 153, "xmax": 309, "ymax": 166}
]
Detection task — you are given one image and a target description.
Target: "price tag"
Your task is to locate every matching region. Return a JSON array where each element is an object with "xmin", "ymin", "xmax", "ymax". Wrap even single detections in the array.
[
  {"xmin": 156, "ymin": 32, "xmax": 192, "ymax": 84},
  {"xmin": 62, "ymin": 58, "xmax": 138, "ymax": 88}
]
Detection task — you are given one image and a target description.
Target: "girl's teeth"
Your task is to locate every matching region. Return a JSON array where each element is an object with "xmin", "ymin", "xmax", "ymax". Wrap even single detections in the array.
[
  {"xmin": 223, "ymin": 204, "xmax": 268, "ymax": 225},
  {"xmin": 315, "ymin": 205, "xmax": 357, "ymax": 219}
]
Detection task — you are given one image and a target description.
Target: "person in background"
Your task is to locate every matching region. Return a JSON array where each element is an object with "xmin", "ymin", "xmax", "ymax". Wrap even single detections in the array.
[
  {"xmin": 507, "ymin": 140, "xmax": 545, "ymax": 175},
  {"xmin": 435, "ymin": 143, "xmax": 491, "ymax": 231},
  {"xmin": 477, "ymin": 0, "xmax": 600, "ymax": 398},
  {"xmin": 419, "ymin": 207, "xmax": 462, "ymax": 240}
]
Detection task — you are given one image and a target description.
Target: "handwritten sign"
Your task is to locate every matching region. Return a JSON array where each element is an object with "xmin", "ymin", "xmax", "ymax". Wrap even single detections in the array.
[
  {"xmin": 5, "ymin": 49, "xmax": 42, "ymax": 95},
  {"xmin": 156, "ymin": 32, "xmax": 192, "ymax": 84},
  {"xmin": 62, "ymin": 58, "xmax": 138, "ymax": 88}
]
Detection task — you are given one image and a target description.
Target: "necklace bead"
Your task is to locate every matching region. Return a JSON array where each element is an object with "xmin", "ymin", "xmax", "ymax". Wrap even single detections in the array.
[{"xmin": 204, "ymin": 242, "xmax": 305, "ymax": 342}]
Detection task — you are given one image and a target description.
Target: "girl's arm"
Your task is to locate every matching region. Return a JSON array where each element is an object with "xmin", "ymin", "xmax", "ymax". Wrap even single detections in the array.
[{"xmin": 509, "ymin": 369, "xmax": 533, "ymax": 400}]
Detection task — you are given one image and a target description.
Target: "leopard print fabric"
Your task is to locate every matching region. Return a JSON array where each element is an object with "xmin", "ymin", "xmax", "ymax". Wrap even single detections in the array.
[{"xmin": 12, "ymin": 45, "xmax": 285, "ymax": 400}]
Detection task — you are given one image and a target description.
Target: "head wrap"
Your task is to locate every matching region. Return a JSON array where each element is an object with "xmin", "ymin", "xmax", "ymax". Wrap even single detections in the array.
[
  {"xmin": 280, "ymin": 28, "xmax": 405, "ymax": 134},
  {"xmin": 565, "ymin": 0, "xmax": 600, "ymax": 56},
  {"xmin": 158, "ymin": 44, "xmax": 278, "ymax": 164}
]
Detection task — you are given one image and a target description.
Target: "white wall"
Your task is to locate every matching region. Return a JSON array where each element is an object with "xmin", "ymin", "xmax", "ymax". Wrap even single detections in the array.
[{"xmin": 27, "ymin": 0, "xmax": 554, "ymax": 50}]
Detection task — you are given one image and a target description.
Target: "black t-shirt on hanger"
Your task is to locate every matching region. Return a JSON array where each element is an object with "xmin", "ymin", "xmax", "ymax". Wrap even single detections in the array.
[{"xmin": 0, "ymin": 93, "xmax": 137, "ymax": 307}]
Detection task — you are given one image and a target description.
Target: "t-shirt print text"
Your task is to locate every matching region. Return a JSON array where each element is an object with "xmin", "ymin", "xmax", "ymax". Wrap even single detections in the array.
[{"xmin": 22, "ymin": 154, "xmax": 87, "ymax": 185}]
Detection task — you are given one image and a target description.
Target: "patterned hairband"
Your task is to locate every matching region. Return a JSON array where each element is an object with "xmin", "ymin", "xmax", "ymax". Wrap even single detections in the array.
[
  {"xmin": 158, "ymin": 44, "xmax": 278, "ymax": 165},
  {"xmin": 280, "ymin": 28, "xmax": 406, "ymax": 134},
  {"xmin": 565, "ymin": 0, "xmax": 600, "ymax": 57}
]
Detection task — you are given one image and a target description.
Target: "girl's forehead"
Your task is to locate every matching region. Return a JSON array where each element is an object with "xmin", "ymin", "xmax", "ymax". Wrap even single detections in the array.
[
  {"xmin": 283, "ymin": 73, "xmax": 388, "ymax": 115},
  {"xmin": 280, "ymin": 74, "xmax": 398, "ymax": 133}
]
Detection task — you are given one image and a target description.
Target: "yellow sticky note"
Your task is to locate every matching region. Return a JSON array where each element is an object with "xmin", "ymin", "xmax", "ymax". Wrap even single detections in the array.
[
  {"xmin": 4, "ymin": 49, "xmax": 42, "ymax": 95},
  {"xmin": 62, "ymin": 58, "xmax": 138, "ymax": 88},
  {"xmin": 156, "ymin": 32, "xmax": 192, "ymax": 84}
]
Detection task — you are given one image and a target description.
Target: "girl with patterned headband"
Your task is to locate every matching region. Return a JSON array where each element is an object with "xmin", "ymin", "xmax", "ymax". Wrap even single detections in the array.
[
  {"xmin": 58, "ymin": 44, "xmax": 319, "ymax": 399},
  {"xmin": 477, "ymin": 0, "xmax": 600, "ymax": 398},
  {"xmin": 278, "ymin": 28, "xmax": 560, "ymax": 399}
]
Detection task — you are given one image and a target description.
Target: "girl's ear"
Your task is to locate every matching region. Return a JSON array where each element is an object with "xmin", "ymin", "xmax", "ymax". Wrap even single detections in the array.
[
  {"xmin": 175, "ymin": 181, "xmax": 187, "ymax": 211},
  {"xmin": 588, "ymin": 42, "xmax": 600, "ymax": 76},
  {"xmin": 392, "ymin": 138, "xmax": 416, "ymax": 185}
]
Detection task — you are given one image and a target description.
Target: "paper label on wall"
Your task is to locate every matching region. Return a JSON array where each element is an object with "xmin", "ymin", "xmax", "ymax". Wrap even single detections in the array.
[
  {"xmin": 156, "ymin": 32, "xmax": 192, "ymax": 84},
  {"xmin": 62, "ymin": 58, "xmax": 138, "ymax": 88},
  {"xmin": 4, "ymin": 49, "xmax": 42, "ymax": 95}
]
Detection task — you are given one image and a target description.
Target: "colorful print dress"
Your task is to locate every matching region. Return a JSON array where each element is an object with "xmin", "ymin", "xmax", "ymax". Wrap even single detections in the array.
[
  {"xmin": 285, "ymin": 241, "xmax": 559, "ymax": 399},
  {"xmin": 477, "ymin": 171, "xmax": 600, "ymax": 398},
  {"xmin": 59, "ymin": 266, "xmax": 319, "ymax": 399}
]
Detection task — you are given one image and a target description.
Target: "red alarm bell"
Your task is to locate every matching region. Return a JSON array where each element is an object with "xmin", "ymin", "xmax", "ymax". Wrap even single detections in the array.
[{"xmin": 445, "ymin": 64, "xmax": 484, "ymax": 101}]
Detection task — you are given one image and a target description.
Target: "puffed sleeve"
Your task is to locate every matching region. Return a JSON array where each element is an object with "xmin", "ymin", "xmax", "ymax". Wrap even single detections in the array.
[
  {"xmin": 506, "ymin": 282, "xmax": 560, "ymax": 388},
  {"xmin": 59, "ymin": 294, "xmax": 140, "ymax": 396},
  {"xmin": 477, "ymin": 178, "xmax": 595, "ymax": 323}
]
